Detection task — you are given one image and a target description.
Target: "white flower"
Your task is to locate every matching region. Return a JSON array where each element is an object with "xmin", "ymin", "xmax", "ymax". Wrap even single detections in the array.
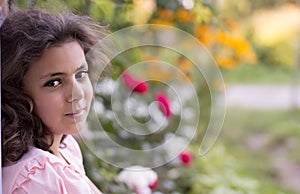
[
  {"xmin": 117, "ymin": 166, "xmax": 158, "ymax": 194},
  {"xmin": 163, "ymin": 134, "xmax": 189, "ymax": 160},
  {"xmin": 95, "ymin": 78, "xmax": 115, "ymax": 96}
]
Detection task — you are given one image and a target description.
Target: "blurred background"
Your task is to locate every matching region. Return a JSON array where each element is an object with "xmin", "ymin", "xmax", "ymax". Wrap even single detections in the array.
[{"xmin": 15, "ymin": 0, "xmax": 300, "ymax": 193}]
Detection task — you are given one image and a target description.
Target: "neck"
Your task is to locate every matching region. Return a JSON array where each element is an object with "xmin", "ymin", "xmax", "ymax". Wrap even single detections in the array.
[{"xmin": 49, "ymin": 134, "xmax": 63, "ymax": 156}]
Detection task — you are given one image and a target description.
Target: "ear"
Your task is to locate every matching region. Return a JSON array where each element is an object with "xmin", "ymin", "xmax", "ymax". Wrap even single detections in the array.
[{"xmin": 0, "ymin": 0, "xmax": 9, "ymax": 17}]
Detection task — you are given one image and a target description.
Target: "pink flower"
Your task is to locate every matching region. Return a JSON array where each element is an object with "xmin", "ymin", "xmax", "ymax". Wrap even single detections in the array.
[
  {"xmin": 149, "ymin": 177, "xmax": 158, "ymax": 189},
  {"xmin": 156, "ymin": 92, "xmax": 172, "ymax": 118},
  {"xmin": 117, "ymin": 166, "xmax": 158, "ymax": 194},
  {"xmin": 123, "ymin": 72, "xmax": 149, "ymax": 94},
  {"xmin": 180, "ymin": 151, "xmax": 193, "ymax": 166}
]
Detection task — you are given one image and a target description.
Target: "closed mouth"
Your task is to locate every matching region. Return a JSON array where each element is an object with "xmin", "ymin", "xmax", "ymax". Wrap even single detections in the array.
[{"xmin": 65, "ymin": 107, "xmax": 86, "ymax": 117}]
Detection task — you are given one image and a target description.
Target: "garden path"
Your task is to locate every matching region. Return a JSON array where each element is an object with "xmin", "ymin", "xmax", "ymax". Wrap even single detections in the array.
[{"xmin": 226, "ymin": 84, "xmax": 300, "ymax": 110}]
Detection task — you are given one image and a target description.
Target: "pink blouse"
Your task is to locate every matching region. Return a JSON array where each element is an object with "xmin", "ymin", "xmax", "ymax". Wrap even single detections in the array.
[{"xmin": 2, "ymin": 135, "xmax": 94, "ymax": 194}]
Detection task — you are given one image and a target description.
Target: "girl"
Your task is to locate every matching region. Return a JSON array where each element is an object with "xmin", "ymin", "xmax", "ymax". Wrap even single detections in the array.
[{"xmin": 1, "ymin": 8, "xmax": 106, "ymax": 194}]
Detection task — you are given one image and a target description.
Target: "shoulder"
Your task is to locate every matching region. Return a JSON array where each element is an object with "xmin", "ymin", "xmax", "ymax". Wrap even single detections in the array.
[{"xmin": 2, "ymin": 145, "xmax": 92, "ymax": 194}]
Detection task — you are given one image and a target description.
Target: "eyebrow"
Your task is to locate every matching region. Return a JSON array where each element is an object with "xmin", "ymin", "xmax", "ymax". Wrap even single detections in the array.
[{"xmin": 40, "ymin": 63, "xmax": 88, "ymax": 80}]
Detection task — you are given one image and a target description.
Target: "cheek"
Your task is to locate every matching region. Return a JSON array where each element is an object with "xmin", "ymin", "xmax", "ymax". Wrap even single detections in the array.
[{"xmin": 33, "ymin": 95, "xmax": 62, "ymax": 120}]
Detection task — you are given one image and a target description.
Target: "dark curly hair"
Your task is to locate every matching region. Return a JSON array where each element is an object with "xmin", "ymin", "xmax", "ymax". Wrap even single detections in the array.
[{"xmin": 1, "ymin": 8, "xmax": 108, "ymax": 166}]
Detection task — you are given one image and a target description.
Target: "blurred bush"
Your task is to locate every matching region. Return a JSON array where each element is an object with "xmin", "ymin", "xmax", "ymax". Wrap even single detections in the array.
[{"xmin": 70, "ymin": 1, "xmax": 258, "ymax": 193}]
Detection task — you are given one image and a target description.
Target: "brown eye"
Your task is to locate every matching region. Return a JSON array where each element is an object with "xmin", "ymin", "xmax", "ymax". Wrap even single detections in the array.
[{"xmin": 44, "ymin": 79, "xmax": 61, "ymax": 87}]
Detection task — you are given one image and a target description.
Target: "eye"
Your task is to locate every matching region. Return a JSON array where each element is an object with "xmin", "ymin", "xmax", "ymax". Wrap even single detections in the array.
[
  {"xmin": 44, "ymin": 79, "xmax": 61, "ymax": 87},
  {"xmin": 75, "ymin": 71, "xmax": 89, "ymax": 79}
]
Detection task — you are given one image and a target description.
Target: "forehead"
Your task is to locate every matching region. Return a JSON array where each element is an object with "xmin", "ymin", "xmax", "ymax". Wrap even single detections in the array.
[{"xmin": 28, "ymin": 41, "xmax": 86, "ymax": 75}]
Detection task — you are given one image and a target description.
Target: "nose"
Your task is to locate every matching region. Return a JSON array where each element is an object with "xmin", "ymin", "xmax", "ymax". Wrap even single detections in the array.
[{"xmin": 66, "ymin": 79, "xmax": 84, "ymax": 103}]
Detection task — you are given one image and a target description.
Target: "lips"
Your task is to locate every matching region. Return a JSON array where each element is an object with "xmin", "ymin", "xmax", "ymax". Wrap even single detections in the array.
[{"xmin": 65, "ymin": 107, "xmax": 87, "ymax": 120}]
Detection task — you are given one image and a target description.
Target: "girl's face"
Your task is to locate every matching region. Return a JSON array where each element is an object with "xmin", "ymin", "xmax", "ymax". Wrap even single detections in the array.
[{"xmin": 23, "ymin": 41, "xmax": 93, "ymax": 135}]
